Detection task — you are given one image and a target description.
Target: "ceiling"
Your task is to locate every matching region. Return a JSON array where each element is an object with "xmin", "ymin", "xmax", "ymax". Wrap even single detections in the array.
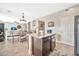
[{"xmin": 0, "ymin": 3, "xmax": 78, "ymax": 22}]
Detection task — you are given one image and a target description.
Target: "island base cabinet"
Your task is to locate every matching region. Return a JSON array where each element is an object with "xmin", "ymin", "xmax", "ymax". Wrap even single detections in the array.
[
  {"xmin": 50, "ymin": 35, "xmax": 56, "ymax": 51},
  {"xmin": 32, "ymin": 34, "xmax": 56, "ymax": 56},
  {"xmin": 32, "ymin": 37, "xmax": 42, "ymax": 56},
  {"xmin": 42, "ymin": 39, "xmax": 50, "ymax": 56}
]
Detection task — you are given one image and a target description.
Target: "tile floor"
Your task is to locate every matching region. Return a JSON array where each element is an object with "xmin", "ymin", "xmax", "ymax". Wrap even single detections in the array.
[
  {"xmin": 0, "ymin": 41, "xmax": 74, "ymax": 56},
  {"xmin": 0, "ymin": 41, "xmax": 29, "ymax": 56},
  {"xmin": 49, "ymin": 42, "xmax": 74, "ymax": 56}
]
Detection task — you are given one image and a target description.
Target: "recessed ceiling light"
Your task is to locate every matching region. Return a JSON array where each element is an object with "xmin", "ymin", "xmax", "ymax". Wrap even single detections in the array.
[
  {"xmin": 7, "ymin": 10, "xmax": 12, "ymax": 13},
  {"xmin": 69, "ymin": 8, "xmax": 74, "ymax": 11},
  {"xmin": 65, "ymin": 8, "xmax": 74, "ymax": 12},
  {"xmin": 65, "ymin": 9, "xmax": 69, "ymax": 11}
]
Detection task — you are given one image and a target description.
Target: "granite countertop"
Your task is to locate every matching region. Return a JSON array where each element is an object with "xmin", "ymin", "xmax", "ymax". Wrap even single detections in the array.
[{"xmin": 31, "ymin": 33, "xmax": 55, "ymax": 39}]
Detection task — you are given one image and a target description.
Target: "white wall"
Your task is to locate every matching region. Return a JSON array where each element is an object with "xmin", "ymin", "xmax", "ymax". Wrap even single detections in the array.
[
  {"xmin": 60, "ymin": 16, "xmax": 74, "ymax": 46},
  {"xmin": 38, "ymin": 6, "xmax": 79, "ymax": 46}
]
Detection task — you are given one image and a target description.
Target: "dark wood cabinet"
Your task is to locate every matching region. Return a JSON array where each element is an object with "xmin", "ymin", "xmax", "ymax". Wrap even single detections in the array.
[
  {"xmin": 42, "ymin": 37, "xmax": 50, "ymax": 56},
  {"xmin": 50, "ymin": 34, "xmax": 56, "ymax": 51},
  {"xmin": 32, "ymin": 34, "xmax": 56, "ymax": 56}
]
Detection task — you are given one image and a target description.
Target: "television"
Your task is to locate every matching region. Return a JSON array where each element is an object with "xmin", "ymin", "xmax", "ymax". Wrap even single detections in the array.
[
  {"xmin": 47, "ymin": 30, "xmax": 52, "ymax": 33},
  {"xmin": 11, "ymin": 27, "xmax": 17, "ymax": 30}
]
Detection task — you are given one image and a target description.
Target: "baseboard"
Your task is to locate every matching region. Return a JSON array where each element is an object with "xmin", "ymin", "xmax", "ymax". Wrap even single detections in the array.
[{"xmin": 56, "ymin": 41, "xmax": 74, "ymax": 47}]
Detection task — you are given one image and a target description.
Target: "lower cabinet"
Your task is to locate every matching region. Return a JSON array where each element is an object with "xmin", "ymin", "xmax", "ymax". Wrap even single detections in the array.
[
  {"xmin": 32, "ymin": 37, "xmax": 42, "ymax": 56},
  {"xmin": 50, "ymin": 34, "xmax": 56, "ymax": 51},
  {"xmin": 42, "ymin": 37, "xmax": 50, "ymax": 56}
]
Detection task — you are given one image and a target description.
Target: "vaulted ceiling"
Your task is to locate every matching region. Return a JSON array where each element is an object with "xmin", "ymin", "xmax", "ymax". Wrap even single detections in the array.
[{"xmin": 0, "ymin": 3, "xmax": 78, "ymax": 22}]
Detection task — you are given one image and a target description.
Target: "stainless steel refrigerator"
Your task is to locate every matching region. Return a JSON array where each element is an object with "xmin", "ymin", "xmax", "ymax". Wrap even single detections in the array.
[{"xmin": 74, "ymin": 15, "xmax": 79, "ymax": 55}]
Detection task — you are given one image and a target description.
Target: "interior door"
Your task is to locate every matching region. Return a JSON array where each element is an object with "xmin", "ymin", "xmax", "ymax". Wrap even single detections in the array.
[
  {"xmin": 60, "ymin": 17, "xmax": 71, "ymax": 44},
  {"xmin": 74, "ymin": 15, "xmax": 79, "ymax": 55}
]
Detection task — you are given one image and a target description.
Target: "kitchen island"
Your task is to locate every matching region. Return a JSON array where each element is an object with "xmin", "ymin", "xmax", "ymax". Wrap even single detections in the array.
[{"xmin": 31, "ymin": 34, "xmax": 56, "ymax": 56}]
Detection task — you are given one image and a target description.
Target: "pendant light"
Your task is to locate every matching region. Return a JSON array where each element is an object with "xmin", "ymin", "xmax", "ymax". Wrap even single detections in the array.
[{"xmin": 20, "ymin": 12, "xmax": 27, "ymax": 22}]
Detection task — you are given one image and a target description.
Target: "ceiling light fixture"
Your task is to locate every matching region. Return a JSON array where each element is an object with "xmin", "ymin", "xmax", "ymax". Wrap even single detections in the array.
[
  {"xmin": 14, "ymin": 21, "xmax": 19, "ymax": 24},
  {"xmin": 20, "ymin": 12, "xmax": 27, "ymax": 22},
  {"xmin": 65, "ymin": 7, "xmax": 74, "ymax": 12},
  {"xmin": 7, "ymin": 10, "xmax": 12, "ymax": 13}
]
